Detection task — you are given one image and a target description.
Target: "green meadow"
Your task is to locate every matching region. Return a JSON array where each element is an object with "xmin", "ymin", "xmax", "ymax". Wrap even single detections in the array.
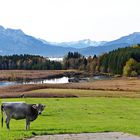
[{"xmin": 0, "ymin": 97, "xmax": 140, "ymax": 140}]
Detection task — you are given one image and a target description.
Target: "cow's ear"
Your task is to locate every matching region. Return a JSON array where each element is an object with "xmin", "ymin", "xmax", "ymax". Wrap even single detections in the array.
[{"xmin": 32, "ymin": 104, "xmax": 38, "ymax": 109}]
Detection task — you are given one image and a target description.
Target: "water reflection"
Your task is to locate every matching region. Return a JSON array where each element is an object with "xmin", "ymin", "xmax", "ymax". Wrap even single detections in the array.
[
  {"xmin": 92, "ymin": 75, "xmax": 112, "ymax": 80},
  {"xmin": 0, "ymin": 77, "xmax": 69, "ymax": 87},
  {"xmin": 0, "ymin": 81, "xmax": 19, "ymax": 87},
  {"xmin": 0, "ymin": 75, "xmax": 112, "ymax": 87},
  {"xmin": 23, "ymin": 77, "xmax": 69, "ymax": 84}
]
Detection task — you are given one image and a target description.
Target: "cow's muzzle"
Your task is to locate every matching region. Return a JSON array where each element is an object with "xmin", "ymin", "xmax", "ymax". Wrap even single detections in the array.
[{"xmin": 38, "ymin": 112, "xmax": 42, "ymax": 115}]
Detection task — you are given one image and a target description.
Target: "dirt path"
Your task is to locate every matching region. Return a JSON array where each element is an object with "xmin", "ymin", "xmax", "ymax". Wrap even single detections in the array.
[{"xmin": 27, "ymin": 132, "xmax": 140, "ymax": 140}]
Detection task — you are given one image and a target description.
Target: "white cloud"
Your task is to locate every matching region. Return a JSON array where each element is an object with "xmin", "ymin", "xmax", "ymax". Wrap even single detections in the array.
[{"xmin": 0, "ymin": 0, "xmax": 140, "ymax": 42}]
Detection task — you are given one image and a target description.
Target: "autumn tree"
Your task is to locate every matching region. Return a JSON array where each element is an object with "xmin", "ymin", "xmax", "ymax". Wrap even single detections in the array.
[{"xmin": 123, "ymin": 58, "xmax": 138, "ymax": 77}]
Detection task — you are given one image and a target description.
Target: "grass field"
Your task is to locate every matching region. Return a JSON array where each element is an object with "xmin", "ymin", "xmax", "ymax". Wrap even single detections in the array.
[
  {"xmin": 1, "ymin": 97, "xmax": 140, "ymax": 140},
  {"xmin": 0, "ymin": 75, "xmax": 140, "ymax": 139}
]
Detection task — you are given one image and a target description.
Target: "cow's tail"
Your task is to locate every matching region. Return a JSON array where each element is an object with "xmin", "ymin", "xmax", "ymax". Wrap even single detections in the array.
[{"xmin": 1, "ymin": 104, "xmax": 4, "ymax": 128}]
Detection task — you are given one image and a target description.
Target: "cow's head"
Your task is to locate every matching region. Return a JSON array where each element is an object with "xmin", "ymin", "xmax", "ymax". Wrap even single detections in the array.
[{"xmin": 32, "ymin": 104, "xmax": 46, "ymax": 115}]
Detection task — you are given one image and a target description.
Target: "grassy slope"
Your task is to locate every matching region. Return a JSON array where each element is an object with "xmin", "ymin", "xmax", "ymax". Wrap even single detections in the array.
[
  {"xmin": 1, "ymin": 98, "xmax": 140, "ymax": 140},
  {"xmin": 29, "ymin": 88, "xmax": 140, "ymax": 98}
]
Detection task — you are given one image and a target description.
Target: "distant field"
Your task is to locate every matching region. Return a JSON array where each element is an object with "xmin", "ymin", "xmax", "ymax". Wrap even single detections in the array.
[
  {"xmin": 0, "ymin": 78, "xmax": 140, "ymax": 98},
  {"xmin": 1, "ymin": 97, "xmax": 140, "ymax": 140},
  {"xmin": 0, "ymin": 70, "xmax": 78, "ymax": 81}
]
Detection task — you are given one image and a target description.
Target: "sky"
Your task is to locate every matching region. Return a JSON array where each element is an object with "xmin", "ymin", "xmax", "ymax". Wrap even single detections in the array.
[{"xmin": 0, "ymin": 0, "xmax": 140, "ymax": 42}]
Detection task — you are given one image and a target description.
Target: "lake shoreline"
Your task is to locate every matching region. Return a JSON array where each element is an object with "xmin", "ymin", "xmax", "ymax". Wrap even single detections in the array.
[
  {"xmin": 0, "ymin": 70, "xmax": 83, "ymax": 81},
  {"xmin": 0, "ymin": 78, "xmax": 140, "ymax": 98}
]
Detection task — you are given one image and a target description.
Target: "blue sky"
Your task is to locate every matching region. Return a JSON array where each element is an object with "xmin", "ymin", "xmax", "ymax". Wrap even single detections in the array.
[{"xmin": 0, "ymin": 0, "xmax": 140, "ymax": 42}]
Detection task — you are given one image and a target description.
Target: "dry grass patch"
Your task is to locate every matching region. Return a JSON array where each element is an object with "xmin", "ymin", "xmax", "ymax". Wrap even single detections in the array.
[
  {"xmin": 29, "ymin": 88, "xmax": 140, "ymax": 98},
  {"xmin": 0, "ymin": 70, "xmax": 79, "ymax": 80}
]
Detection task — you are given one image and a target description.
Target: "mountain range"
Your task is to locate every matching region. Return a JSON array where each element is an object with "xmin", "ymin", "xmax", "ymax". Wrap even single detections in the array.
[
  {"xmin": 0, "ymin": 25, "xmax": 140, "ymax": 57},
  {"xmin": 0, "ymin": 25, "xmax": 78, "ymax": 57},
  {"xmin": 49, "ymin": 39, "xmax": 107, "ymax": 49}
]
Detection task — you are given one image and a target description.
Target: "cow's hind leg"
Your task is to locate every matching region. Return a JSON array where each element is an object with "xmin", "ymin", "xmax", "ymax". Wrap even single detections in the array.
[
  {"xmin": 26, "ymin": 118, "xmax": 30, "ymax": 130},
  {"xmin": 6, "ymin": 117, "xmax": 10, "ymax": 129}
]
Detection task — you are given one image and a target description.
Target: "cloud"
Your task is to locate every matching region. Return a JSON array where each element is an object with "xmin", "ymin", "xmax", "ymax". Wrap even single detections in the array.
[{"xmin": 0, "ymin": 0, "xmax": 140, "ymax": 41}]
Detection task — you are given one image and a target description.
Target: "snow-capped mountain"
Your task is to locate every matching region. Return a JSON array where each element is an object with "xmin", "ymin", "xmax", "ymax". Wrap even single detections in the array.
[
  {"xmin": 49, "ymin": 39, "xmax": 107, "ymax": 49},
  {"xmin": 79, "ymin": 32, "xmax": 140, "ymax": 55}
]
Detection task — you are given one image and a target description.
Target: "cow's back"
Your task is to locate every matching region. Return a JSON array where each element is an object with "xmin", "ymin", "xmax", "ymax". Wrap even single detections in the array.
[{"xmin": 2, "ymin": 102, "xmax": 28, "ymax": 120}]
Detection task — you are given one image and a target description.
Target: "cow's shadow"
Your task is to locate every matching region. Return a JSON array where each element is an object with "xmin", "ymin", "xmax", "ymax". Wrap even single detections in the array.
[
  {"xmin": 11, "ymin": 128, "xmax": 47, "ymax": 132},
  {"xmin": 12, "ymin": 128, "xmax": 69, "ymax": 132}
]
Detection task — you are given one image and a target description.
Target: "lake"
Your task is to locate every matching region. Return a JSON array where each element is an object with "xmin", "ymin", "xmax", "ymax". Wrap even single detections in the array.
[
  {"xmin": 23, "ymin": 76, "xmax": 69, "ymax": 84},
  {"xmin": 91, "ymin": 75, "xmax": 112, "ymax": 80},
  {"xmin": 0, "ymin": 77, "xmax": 69, "ymax": 87},
  {"xmin": 0, "ymin": 75, "xmax": 112, "ymax": 87}
]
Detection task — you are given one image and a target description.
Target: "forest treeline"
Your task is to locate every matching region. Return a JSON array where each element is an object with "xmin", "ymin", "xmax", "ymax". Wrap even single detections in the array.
[
  {"xmin": 0, "ymin": 45, "xmax": 140, "ymax": 76},
  {"xmin": 0, "ymin": 54, "xmax": 62, "ymax": 70},
  {"xmin": 63, "ymin": 45, "xmax": 140, "ymax": 76},
  {"xmin": 98, "ymin": 45, "xmax": 140, "ymax": 76},
  {"xmin": 63, "ymin": 52, "xmax": 98, "ymax": 72}
]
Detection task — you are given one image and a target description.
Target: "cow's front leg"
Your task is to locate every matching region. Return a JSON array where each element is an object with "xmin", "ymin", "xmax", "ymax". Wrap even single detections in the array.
[
  {"xmin": 26, "ymin": 118, "xmax": 30, "ymax": 130},
  {"xmin": 6, "ymin": 117, "xmax": 10, "ymax": 130}
]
